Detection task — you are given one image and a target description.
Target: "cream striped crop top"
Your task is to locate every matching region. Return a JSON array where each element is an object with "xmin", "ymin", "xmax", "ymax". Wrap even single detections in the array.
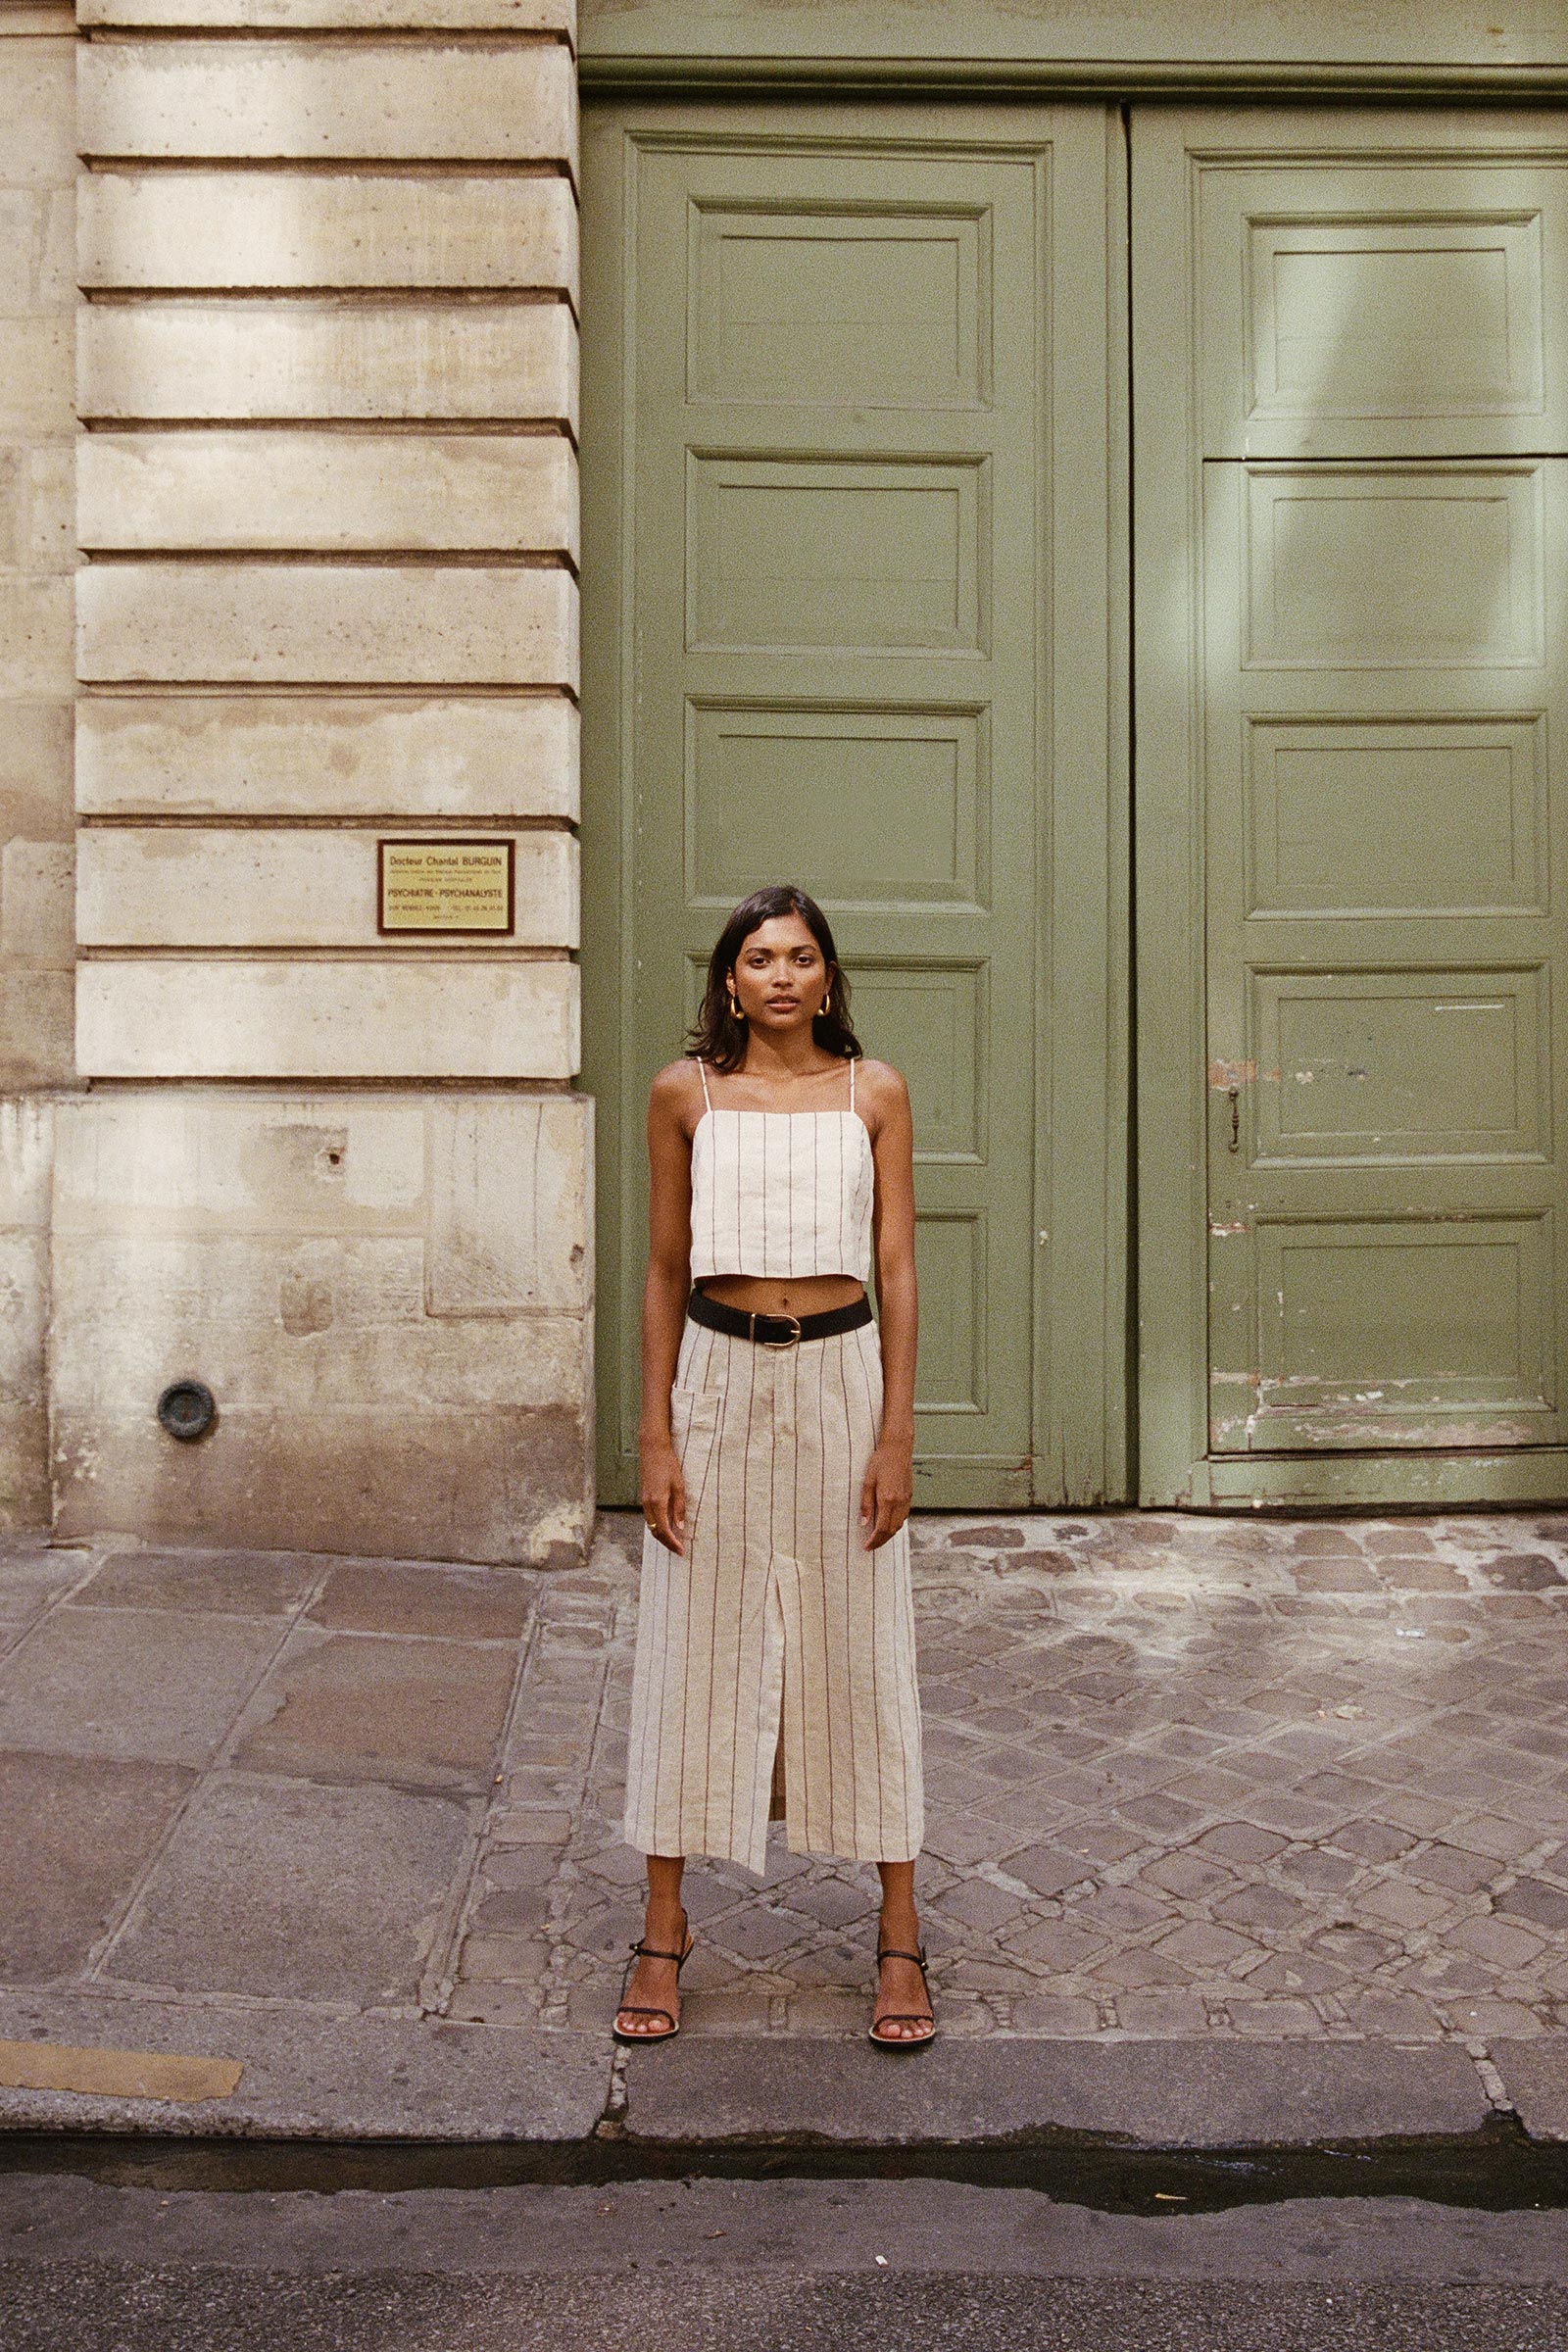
[{"xmin": 689, "ymin": 1056, "xmax": 874, "ymax": 1282}]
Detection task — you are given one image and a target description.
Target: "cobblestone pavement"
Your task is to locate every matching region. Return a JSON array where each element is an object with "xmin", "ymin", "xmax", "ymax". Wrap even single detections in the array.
[{"xmin": 450, "ymin": 1510, "xmax": 1568, "ymax": 2043}]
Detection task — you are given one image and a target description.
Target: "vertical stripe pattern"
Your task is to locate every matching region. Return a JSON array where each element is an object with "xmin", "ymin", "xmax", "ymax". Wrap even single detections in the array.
[
  {"xmin": 624, "ymin": 1316, "xmax": 924, "ymax": 1876},
  {"xmin": 689, "ymin": 1067, "xmax": 874, "ymax": 1281}
]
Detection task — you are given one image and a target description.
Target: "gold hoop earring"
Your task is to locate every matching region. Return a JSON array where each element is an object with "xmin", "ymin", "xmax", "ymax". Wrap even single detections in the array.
[
  {"xmin": 726, "ymin": 986, "xmax": 743, "ymax": 1021},
  {"xmin": 819, "ymin": 992, "xmax": 831, "ymax": 1017}
]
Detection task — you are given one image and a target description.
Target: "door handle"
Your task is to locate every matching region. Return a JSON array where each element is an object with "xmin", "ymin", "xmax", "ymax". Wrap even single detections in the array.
[{"xmin": 1227, "ymin": 1085, "xmax": 1240, "ymax": 1152}]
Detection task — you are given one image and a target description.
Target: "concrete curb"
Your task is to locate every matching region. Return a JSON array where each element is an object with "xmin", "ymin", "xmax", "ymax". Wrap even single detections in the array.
[
  {"xmin": 613, "ymin": 2034, "xmax": 1503, "ymax": 2149},
  {"xmin": 0, "ymin": 1992, "xmax": 1562, "ymax": 2150},
  {"xmin": 0, "ymin": 1993, "xmax": 609, "ymax": 2142}
]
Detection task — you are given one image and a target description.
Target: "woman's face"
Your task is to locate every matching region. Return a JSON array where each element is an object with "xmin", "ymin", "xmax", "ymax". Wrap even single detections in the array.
[{"xmin": 729, "ymin": 913, "xmax": 831, "ymax": 1035}]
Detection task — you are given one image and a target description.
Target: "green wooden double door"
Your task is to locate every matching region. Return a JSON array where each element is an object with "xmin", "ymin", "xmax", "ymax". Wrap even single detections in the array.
[{"xmin": 583, "ymin": 99, "xmax": 1568, "ymax": 1511}]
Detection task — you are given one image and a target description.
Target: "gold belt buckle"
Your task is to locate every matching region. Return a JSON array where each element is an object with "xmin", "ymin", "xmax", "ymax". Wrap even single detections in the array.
[{"xmin": 752, "ymin": 1310, "xmax": 803, "ymax": 1348}]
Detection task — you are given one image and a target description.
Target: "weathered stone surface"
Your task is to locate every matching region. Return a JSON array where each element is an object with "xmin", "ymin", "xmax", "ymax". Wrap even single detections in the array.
[
  {"xmin": 104, "ymin": 1773, "xmax": 472, "ymax": 2002},
  {"xmin": 0, "ymin": 45, "xmax": 74, "ymax": 184},
  {"xmin": 236, "ymin": 1629, "xmax": 518, "ymax": 1786},
  {"xmin": 51, "ymin": 1238, "xmax": 583, "ymax": 1402},
  {"xmin": 50, "ymin": 1087, "xmax": 587, "ymax": 1298},
  {"xmin": 1492, "ymin": 2040, "xmax": 1568, "ymax": 2140},
  {"xmin": 0, "ymin": 1098, "xmax": 54, "ymax": 1525},
  {"xmin": 618, "ymin": 2035, "xmax": 1494, "ymax": 2147},
  {"xmin": 80, "ymin": 430, "xmax": 577, "ymax": 557},
  {"xmin": 0, "ymin": 318, "xmax": 72, "ymax": 435},
  {"xmin": 0, "ymin": 1229, "xmax": 49, "ymax": 1408},
  {"xmin": 0, "ymin": 444, "xmax": 73, "ymax": 571},
  {"xmin": 5, "ymin": 183, "xmax": 65, "ymax": 313},
  {"xmin": 308, "ymin": 1559, "xmax": 536, "ymax": 1641},
  {"xmin": 0, "ymin": 1098, "xmax": 54, "ymax": 1232},
  {"xmin": 428, "ymin": 1092, "xmax": 590, "ymax": 1313},
  {"xmin": 0, "ymin": 969, "xmax": 74, "ymax": 1090},
  {"xmin": 76, "ymin": 693, "xmax": 579, "ymax": 821},
  {"xmin": 0, "ymin": 1752, "xmax": 196, "ymax": 1982},
  {"xmin": 80, "ymin": 170, "xmax": 577, "ymax": 290},
  {"xmin": 0, "ymin": 1993, "xmax": 612, "ymax": 2141},
  {"xmin": 79, "ymin": 300, "xmax": 577, "ymax": 426},
  {"xmin": 0, "ymin": 701, "xmax": 73, "ymax": 837},
  {"xmin": 0, "ymin": 1409, "xmax": 51, "ymax": 1531},
  {"xmin": 0, "ymin": 1603, "xmax": 283, "ymax": 1764},
  {"xmin": 0, "ymin": 192, "xmax": 48, "ymax": 314},
  {"xmin": 78, "ymin": 562, "xmax": 578, "ymax": 687},
  {"xmin": 1, "ymin": 836, "xmax": 72, "ymax": 959},
  {"xmin": 80, "ymin": 0, "xmax": 574, "ymax": 22},
  {"xmin": 0, "ymin": 576, "xmax": 72, "ymax": 697},
  {"xmin": 76, "ymin": 826, "xmax": 577, "ymax": 949},
  {"xmin": 75, "ymin": 955, "xmax": 577, "ymax": 1077},
  {"xmin": 50, "ymin": 1090, "xmax": 427, "ymax": 1233},
  {"xmin": 48, "ymin": 1090, "xmax": 593, "ymax": 1562},
  {"xmin": 79, "ymin": 40, "xmax": 577, "ymax": 166},
  {"xmin": 77, "ymin": 1546, "xmax": 323, "ymax": 1617},
  {"xmin": 0, "ymin": 1535, "xmax": 80, "ymax": 1625},
  {"xmin": 52, "ymin": 1397, "xmax": 593, "ymax": 1565}
]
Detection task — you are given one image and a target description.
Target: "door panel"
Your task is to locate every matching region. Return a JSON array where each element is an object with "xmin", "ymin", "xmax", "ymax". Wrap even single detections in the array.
[
  {"xmin": 1204, "ymin": 450, "xmax": 1568, "ymax": 1454},
  {"xmin": 1136, "ymin": 108, "xmax": 1568, "ymax": 1501},
  {"xmin": 582, "ymin": 102, "xmax": 1123, "ymax": 1506},
  {"xmin": 1197, "ymin": 159, "xmax": 1568, "ymax": 461}
]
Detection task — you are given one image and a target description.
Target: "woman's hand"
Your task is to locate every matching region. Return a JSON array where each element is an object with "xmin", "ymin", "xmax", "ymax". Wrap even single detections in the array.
[
  {"xmin": 858, "ymin": 1435, "xmax": 913, "ymax": 1551},
  {"xmin": 640, "ymin": 1439, "xmax": 689, "ymax": 1557}
]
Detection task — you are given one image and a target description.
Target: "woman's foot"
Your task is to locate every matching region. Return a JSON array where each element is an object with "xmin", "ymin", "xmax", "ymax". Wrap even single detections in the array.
[
  {"xmin": 870, "ymin": 1907, "xmax": 935, "ymax": 2046},
  {"xmin": 612, "ymin": 1901, "xmax": 692, "ymax": 2041}
]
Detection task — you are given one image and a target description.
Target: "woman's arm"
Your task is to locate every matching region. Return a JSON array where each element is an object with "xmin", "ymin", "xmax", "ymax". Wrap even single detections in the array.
[
  {"xmin": 640, "ymin": 1063, "xmax": 698, "ymax": 1556},
  {"xmin": 861, "ymin": 1062, "xmax": 917, "ymax": 1551}
]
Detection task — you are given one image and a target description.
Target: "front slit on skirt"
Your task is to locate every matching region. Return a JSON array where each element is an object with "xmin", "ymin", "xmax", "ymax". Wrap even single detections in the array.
[{"xmin": 623, "ymin": 1315, "xmax": 924, "ymax": 1877}]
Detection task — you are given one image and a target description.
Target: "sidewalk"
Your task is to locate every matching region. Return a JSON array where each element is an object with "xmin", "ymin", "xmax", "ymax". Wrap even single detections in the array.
[{"xmin": 3, "ymin": 1509, "xmax": 1568, "ymax": 2150}]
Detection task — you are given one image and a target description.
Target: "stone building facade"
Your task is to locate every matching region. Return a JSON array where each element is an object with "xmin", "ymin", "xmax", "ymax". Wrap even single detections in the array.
[
  {"xmin": 2, "ymin": 0, "xmax": 1566, "ymax": 1562},
  {"xmin": 1, "ymin": 0, "xmax": 588, "ymax": 1563}
]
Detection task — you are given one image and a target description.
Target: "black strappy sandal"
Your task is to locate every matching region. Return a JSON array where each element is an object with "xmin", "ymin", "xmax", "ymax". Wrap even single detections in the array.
[
  {"xmin": 612, "ymin": 1910, "xmax": 695, "ymax": 2045},
  {"xmin": 868, "ymin": 1941, "xmax": 937, "ymax": 2050}
]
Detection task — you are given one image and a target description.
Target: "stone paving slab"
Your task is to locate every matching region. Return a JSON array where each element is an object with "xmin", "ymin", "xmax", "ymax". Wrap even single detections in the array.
[
  {"xmin": 0, "ymin": 1542, "xmax": 92, "ymax": 1643},
  {"xmin": 0, "ymin": 1602, "xmax": 284, "ymax": 1765},
  {"xmin": 232, "ymin": 1626, "xmax": 519, "ymax": 1792},
  {"xmin": 75, "ymin": 1547, "xmax": 322, "ymax": 1620},
  {"xmin": 617, "ymin": 2035, "xmax": 1498, "ymax": 2149},
  {"xmin": 102, "ymin": 1773, "xmax": 476, "ymax": 2005},
  {"xmin": 0, "ymin": 1753, "xmax": 194, "ymax": 1980}
]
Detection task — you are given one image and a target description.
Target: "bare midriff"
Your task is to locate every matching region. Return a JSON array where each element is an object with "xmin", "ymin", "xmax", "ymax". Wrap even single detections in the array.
[{"xmin": 695, "ymin": 1272, "xmax": 866, "ymax": 1315}]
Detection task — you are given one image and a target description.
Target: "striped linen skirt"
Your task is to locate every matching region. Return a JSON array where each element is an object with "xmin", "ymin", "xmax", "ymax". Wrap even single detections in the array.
[{"xmin": 623, "ymin": 1312, "xmax": 924, "ymax": 1878}]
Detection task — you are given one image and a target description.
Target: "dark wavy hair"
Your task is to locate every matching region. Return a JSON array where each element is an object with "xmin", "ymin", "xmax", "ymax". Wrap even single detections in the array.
[{"xmin": 687, "ymin": 885, "xmax": 862, "ymax": 1074}]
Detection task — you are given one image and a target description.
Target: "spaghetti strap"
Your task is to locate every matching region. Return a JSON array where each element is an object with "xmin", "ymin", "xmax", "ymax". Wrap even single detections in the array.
[
  {"xmin": 848, "ymin": 1056, "xmax": 856, "ymax": 1110},
  {"xmin": 695, "ymin": 1056, "xmax": 712, "ymax": 1111}
]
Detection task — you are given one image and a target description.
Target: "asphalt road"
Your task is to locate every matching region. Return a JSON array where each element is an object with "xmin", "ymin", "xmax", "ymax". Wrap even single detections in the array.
[{"xmin": 3, "ymin": 2172, "xmax": 1568, "ymax": 2350}]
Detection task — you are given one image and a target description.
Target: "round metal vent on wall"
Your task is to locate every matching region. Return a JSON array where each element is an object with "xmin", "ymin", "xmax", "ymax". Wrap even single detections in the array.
[{"xmin": 157, "ymin": 1380, "xmax": 217, "ymax": 1443}]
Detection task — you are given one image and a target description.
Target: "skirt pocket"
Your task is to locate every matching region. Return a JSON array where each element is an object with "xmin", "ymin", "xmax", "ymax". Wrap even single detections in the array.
[{"xmin": 667, "ymin": 1383, "xmax": 720, "ymax": 1523}]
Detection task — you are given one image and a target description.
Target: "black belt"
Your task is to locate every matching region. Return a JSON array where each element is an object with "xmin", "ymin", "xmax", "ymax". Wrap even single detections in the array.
[{"xmin": 688, "ymin": 1287, "xmax": 872, "ymax": 1349}]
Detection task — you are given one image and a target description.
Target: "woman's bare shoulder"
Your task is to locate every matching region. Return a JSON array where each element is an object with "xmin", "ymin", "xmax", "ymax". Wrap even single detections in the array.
[
  {"xmin": 853, "ymin": 1056, "xmax": 910, "ymax": 1140},
  {"xmin": 648, "ymin": 1057, "xmax": 707, "ymax": 1122},
  {"xmin": 854, "ymin": 1056, "xmax": 909, "ymax": 1108}
]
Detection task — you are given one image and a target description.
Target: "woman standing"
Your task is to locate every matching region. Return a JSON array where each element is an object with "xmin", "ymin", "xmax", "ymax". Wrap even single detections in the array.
[{"xmin": 615, "ymin": 884, "xmax": 932, "ymax": 2049}]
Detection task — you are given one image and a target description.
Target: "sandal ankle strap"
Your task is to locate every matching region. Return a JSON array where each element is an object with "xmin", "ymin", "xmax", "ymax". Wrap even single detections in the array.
[{"xmin": 629, "ymin": 1909, "xmax": 693, "ymax": 1969}]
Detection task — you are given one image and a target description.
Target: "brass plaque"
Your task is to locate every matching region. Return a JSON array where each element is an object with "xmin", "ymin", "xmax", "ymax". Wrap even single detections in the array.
[{"xmin": 377, "ymin": 838, "xmax": 515, "ymax": 935}]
